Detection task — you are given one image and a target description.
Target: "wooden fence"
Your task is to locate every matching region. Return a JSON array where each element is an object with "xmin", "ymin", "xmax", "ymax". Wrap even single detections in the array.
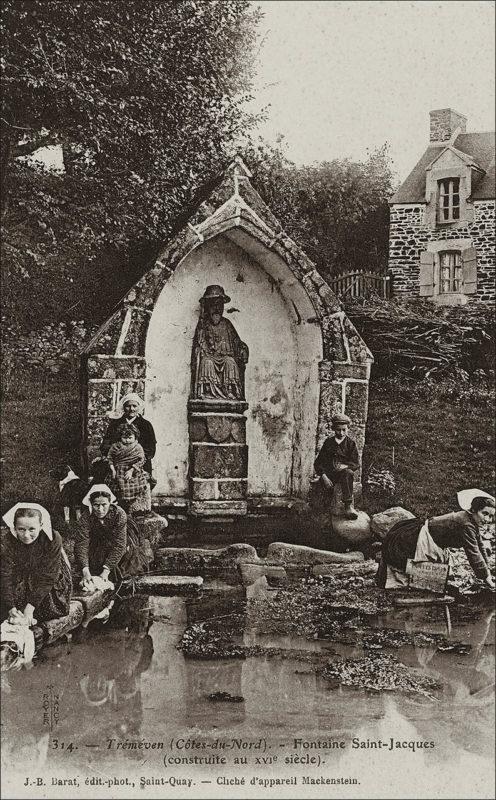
[{"xmin": 330, "ymin": 270, "xmax": 391, "ymax": 299}]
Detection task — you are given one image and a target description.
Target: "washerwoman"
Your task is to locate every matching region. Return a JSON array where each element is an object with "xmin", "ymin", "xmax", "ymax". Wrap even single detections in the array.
[
  {"xmin": 74, "ymin": 485, "xmax": 144, "ymax": 589},
  {"xmin": 1, "ymin": 503, "xmax": 72, "ymax": 626},
  {"xmin": 376, "ymin": 489, "xmax": 495, "ymax": 590}
]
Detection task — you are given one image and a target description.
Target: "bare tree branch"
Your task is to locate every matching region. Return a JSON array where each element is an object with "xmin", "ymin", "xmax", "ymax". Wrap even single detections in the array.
[
  {"xmin": 13, "ymin": 134, "xmax": 58, "ymax": 158},
  {"xmin": 0, "ymin": 117, "xmax": 32, "ymax": 131}
]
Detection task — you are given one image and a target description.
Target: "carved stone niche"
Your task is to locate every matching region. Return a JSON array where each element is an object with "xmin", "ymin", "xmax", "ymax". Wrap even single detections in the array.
[
  {"xmin": 188, "ymin": 399, "xmax": 249, "ymax": 517},
  {"xmin": 188, "ymin": 284, "xmax": 250, "ymax": 517},
  {"xmin": 81, "ymin": 158, "xmax": 373, "ymax": 519}
]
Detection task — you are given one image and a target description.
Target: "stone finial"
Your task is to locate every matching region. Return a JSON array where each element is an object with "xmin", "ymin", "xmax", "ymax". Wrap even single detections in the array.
[
  {"xmin": 429, "ymin": 108, "xmax": 467, "ymax": 143},
  {"xmin": 230, "ymin": 155, "xmax": 253, "ymax": 178}
]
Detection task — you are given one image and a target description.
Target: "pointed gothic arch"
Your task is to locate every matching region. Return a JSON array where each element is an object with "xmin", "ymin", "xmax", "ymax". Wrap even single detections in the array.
[{"xmin": 82, "ymin": 158, "xmax": 372, "ymax": 514}]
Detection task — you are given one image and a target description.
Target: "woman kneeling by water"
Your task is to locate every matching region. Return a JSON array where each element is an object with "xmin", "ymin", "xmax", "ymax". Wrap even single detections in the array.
[
  {"xmin": 74, "ymin": 485, "xmax": 144, "ymax": 590},
  {"xmin": 1, "ymin": 504, "xmax": 72, "ymax": 626},
  {"xmin": 376, "ymin": 490, "xmax": 495, "ymax": 590}
]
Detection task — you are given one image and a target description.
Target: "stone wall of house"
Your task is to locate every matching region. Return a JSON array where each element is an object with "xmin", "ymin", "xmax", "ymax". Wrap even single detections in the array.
[
  {"xmin": 429, "ymin": 108, "xmax": 466, "ymax": 142},
  {"xmin": 389, "ymin": 200, "xmax": 495, "ymax": 301}
]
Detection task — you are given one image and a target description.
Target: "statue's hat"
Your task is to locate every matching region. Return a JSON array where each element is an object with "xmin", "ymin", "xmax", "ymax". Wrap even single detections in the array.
[{"xmin": 200, "ymin": 285, "xmax": 231, "ymax": 304}]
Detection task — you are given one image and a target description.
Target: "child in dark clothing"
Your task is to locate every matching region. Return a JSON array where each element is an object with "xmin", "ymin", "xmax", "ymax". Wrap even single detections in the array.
[
  {"xmin": 314, "ymin": 413, "xmax": 359, "ymax": 520},
  {"xmin": 108, "ymin": 423, "xmax": 151, "ymax": 514}
]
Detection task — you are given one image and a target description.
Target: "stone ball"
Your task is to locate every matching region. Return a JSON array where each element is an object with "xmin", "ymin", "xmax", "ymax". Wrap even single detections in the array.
[
  {"xmin": 331, "ymin": 510, "xmax": 372, "ymax": 545},
  {"xmin": 371, "ymin": 506, "xmax": 415, "ymax": 541}
]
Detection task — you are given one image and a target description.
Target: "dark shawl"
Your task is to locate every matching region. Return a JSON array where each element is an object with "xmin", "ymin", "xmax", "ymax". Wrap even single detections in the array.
[
  {"xmin": 1, "ymin": 530, "xmax": 70, "ymax": 618},
  {"xmin": 74, "ymin": 504, "xmax": 127, "ymax": 575},
  {"xmin": 101, "ymin": 415, "xmax": 156, "ymax": 474}
]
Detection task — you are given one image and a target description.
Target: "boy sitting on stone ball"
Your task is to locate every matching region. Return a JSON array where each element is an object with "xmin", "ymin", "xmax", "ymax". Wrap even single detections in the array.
[{"xmin": 314, "ymin": 413, "xmax": 359, "ymax": 520}]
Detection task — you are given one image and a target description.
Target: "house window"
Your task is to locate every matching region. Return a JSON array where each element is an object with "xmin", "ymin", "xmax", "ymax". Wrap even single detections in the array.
[
  {"xmin": 439, "ymin": 251, "xmax": 462, "ymax": 293},
  {"xmin": 437, "ymin": 178, "xmax": 460, "ymax": 222}
]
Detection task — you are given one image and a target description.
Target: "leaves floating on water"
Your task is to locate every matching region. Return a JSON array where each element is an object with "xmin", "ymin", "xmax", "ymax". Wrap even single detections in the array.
[
  {"xmin": 177, "ymin": 574, "xmax": 476, "ymax": 702},
  {"xmin": 247, "ymin": 574, "xmax": 393, "ymax": 639},
  {"xmin": 436, "ymin": 642, "xmax": 472, "ymax": 655},
  {"xmin": 180, "ymin": 621, "xmax": 246, "ymax": 660},
  {"xmin": 321, "ymin": 653, "xmax": 442, "ymax": 699},
  {"xmin": 330, "ymin": 627, "xmax": 471, "ymax": 653},
  {"xmin": 207, "ymin": 691, "xmax": 244, "ymax": 703}
]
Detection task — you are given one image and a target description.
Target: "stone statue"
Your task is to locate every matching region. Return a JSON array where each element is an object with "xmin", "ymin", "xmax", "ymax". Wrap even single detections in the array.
[{"xmin": 191, "ymin": 285, "xmax": 249, "ymax": 401}]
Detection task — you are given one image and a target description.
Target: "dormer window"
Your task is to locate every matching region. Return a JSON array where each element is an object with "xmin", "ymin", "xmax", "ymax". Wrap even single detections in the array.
[
  {"xmin": 437, "ymin": 178, "xmax": 460, "ymax": 223},
  {"xmin": 439, "ymin": 251, "xmax": 462, "ymax": 293}
]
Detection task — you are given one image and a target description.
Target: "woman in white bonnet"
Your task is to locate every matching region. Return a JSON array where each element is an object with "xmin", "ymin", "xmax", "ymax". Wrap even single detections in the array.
[
  {"xmin": 100, "ymin": 393, "xmax": 157, "ymax": 483},
  {"xmin": 376, "ymin": 489, "xmax": 495, "ymax": 590},
  {"xmin": 1, "ymin": 503, "xmax": 72, "ymax": 627},
  {"xmin": 74, "ymin": 484, "xmax": 146, "ymax": 587}
]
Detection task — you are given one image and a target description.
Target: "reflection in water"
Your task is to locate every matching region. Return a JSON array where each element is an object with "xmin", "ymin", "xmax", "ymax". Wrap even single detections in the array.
[
  {"xmin": 77, "ymin": 631, "xmax": 154, "ymax": 739},
  {"xmin": 1, "ymin": 586, "xmax": 494, "ymax": 797}
]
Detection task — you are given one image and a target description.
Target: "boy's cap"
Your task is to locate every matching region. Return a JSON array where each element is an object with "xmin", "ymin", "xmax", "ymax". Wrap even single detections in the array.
[{"xmin": 331, "ymin": 413, "xmax": 351, "ymax": 426}]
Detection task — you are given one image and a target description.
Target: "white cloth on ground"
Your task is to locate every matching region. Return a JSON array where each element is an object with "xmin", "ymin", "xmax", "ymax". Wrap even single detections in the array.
[{"xmin": 1, "ymin": 621, "xmax": 36, "ymax": 666}]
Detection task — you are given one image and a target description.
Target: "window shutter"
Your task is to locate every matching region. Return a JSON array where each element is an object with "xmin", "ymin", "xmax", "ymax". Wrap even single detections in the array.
[
  {"xmin": 461, "ymin": 247, "xmax": 477, "ymax": 294},
  {"xmin": 419, "ymin": 251, "xmax": 435, "ymax": 296}
]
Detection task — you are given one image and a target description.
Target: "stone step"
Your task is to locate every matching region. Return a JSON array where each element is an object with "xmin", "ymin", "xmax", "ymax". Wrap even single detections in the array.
[
  {"xmin": 154, "ymin": 543, "xmax": 259, "ymax": 574},
  {"xmin": 331, "ymin": 510, "xmax": 372, "ymax": 545},
  {"xmin": 134, "ymin": 511, "xmax": 169, "ymax": 548},
  {"xmin": 238, "ymin": 562, "xmax": 287, "ymax": 586},
  {"xmin": 266, "ymin": 541, "xmax": 364, "ymax": 565},
  {"xmin": 120, "ymin": 574, "xmax": 203, "ymax": 596},
  {"xmin": 35, "ymin": 601, "xmax": 85, "ymax": 646},
  {"xmin": 312, "ymin": 560, "xmax": 378, "ymax": 577},
  {"xmin": 73, "ymin": 588, "xmax": 115, "ymax": 625}
]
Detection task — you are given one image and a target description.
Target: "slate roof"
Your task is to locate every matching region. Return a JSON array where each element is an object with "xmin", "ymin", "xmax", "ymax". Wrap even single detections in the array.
[{"xmin": 390, "ymin": 131, "xmax": 495, "ymax": 204}]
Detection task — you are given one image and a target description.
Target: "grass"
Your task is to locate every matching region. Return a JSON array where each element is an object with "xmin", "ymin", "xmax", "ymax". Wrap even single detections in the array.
[
  {"xmin": 1, "ymin": 373, "xmax": 81, "ymax": 513},
  {"xmin": 1, "ymin": 372, "xmax": 495, "ymax": 522},
  {"xmin": 361, "ymin": 377, "xmax": 496, "ymax": 519}
]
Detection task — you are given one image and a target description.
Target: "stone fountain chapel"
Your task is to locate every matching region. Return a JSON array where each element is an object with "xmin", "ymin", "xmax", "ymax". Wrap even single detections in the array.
[{"xmin": 81, "ymin": 158, "xmax": 372, "ymax": 517}]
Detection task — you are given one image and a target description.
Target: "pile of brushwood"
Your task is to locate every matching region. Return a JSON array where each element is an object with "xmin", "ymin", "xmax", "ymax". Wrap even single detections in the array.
[{"xmin": 343, "ymin": 297, "xmax": 495, "ymax": 379}]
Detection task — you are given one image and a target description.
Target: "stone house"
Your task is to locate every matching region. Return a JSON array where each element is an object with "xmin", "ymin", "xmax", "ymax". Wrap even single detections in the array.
[
  {"xmin": 81, "ymin": 158, "xmax": 372, "ymax": 516},
  {"xmin": 388, "ymin": 109, "xmax": 495, "ymax": 305}
]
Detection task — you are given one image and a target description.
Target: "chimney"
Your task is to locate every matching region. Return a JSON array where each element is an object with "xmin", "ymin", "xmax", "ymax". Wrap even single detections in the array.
[{"xmin": 429, "ymin": 108, "xmax": 467, "ymax": 143}]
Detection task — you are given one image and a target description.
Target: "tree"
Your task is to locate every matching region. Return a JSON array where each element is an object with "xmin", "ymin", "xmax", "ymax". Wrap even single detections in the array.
[
  {"xmin": 1, "ymin": 0, "xmax": 262, "ymax": 325},
  {"xmin": 246, "ymin": 138, "xmax": 395, "ymax": 280}
]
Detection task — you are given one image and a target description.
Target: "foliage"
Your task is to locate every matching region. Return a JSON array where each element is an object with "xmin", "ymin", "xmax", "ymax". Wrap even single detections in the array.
[
  {"xmin": 366, "ymin": 467, "xmax": 396, "ymax": 496},
  {"xmin": 399, "ymin": 373, "xmax": 495, "ymax": 409},
  {"xmin": 344, "ymin": 296, "xmax": 496, "ymax": 379},
  {"xmin": 245, "ymin": 137, "xmax": 395, "ymax": 279},
  {"xmin": 1, "ymin": 3, "xmax": 394, "ymax": 328},
  {"xmin": 1, "ymin": 319, "xmax": 97, "ymax": 396},
  {"xmin": 1, "ymin": 0, "xmax": 262, "ymax": 326}
]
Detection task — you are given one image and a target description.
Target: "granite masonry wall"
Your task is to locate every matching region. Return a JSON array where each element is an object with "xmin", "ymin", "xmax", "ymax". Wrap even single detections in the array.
[
  {"xmin": 429, "ymin": 108, "xmax": 466, "ymax": 143},
  {"xmin": 389, "ymin": 200, "xmax": 495, "ymax": 301}
]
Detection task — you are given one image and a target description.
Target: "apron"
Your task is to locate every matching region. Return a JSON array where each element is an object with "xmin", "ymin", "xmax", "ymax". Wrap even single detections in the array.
[{"xmin": 385, "ymin": 520, "xmax": 450, "ymax": 589}]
